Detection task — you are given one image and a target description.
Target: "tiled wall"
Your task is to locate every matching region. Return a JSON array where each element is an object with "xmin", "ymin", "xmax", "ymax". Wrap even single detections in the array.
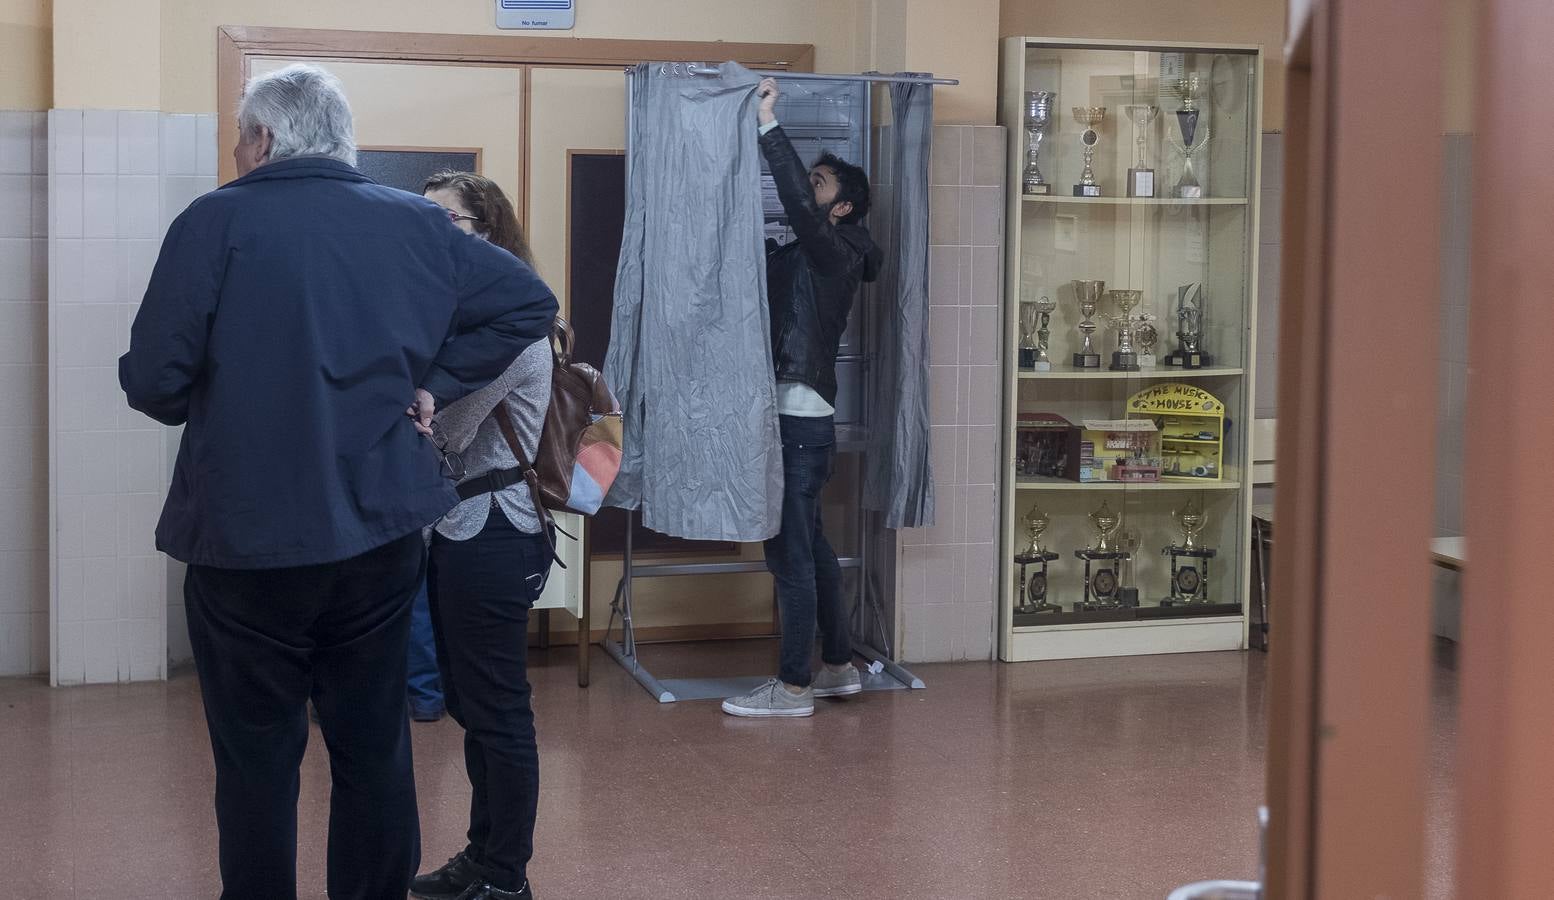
[
  {"xmin": 897, "ymin": 125, "xmax": 1005, "ymax": 663},
  {"xmin": 0, "ymin": 112, "xmax": 49, "ymax": 676},
  {"xmin": 48, "ymin": 110, "xmax": 216, "ymax": 684},
  {"xmin": 1252, "ymin": 133, "xmax": 1283, "ymax": 508}
]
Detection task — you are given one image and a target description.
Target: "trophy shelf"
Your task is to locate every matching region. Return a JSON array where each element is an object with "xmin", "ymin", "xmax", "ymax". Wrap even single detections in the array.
[
  {"xmin": 1007, "ymin": 617, "xmax": 1245, "ymax": 661},
  {"xmin": 998, "ymin": 36, "xmax": 1262, "ymax": 663},
  {"xmin": 1015, "ymin": 471, "xmax": 1242, "ymax": 491},
  {"xmin": 1021, "ymin": 195, "xmax": 1248, "ymax": 207},
  {"xmin": 1017, "ymin": 366, "xmax": 1244, "ymax": 381}
]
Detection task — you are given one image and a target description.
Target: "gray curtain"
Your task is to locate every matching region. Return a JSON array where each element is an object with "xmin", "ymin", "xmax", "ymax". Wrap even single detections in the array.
[
  {"xmin": 603, "ymin": 62, "xmax": 784, "ymax": 542},
  {"xmin": 863, "ymin": 80, "xmax": 936, "ymax": 529}
]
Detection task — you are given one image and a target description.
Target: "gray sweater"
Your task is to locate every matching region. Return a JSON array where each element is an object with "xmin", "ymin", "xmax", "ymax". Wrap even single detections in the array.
[{"xmin": 431, "ymin": 339, "xmax": 552, "ymax": 539}]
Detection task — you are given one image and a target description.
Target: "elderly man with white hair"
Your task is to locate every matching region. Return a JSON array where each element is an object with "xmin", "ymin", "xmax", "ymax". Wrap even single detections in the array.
[{"xmin": 119, "ymin": 64, "xmax": 557, "ymax": 899}]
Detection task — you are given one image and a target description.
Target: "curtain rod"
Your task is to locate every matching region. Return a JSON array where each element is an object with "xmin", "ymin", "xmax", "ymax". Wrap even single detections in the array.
[{"xmin": 683, "ymin": 65, "xmax": 958, "ymax": 86}]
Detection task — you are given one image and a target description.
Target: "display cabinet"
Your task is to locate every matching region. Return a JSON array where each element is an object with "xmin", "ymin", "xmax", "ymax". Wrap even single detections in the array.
[{"xmin": 998, "ymin": 37, "xmax": 1262, "ymax": 661}]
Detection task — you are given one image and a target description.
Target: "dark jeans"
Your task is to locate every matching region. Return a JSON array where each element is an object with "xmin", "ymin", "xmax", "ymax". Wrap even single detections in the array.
[
  {"xmin": 766, "ymin": 414, "xmax": 852, "ymax": 688},
  {"xmin": 427, "ymin": 512, "xmax": 550, "ymax": 891},
  {"xmin": 183, "ymin": 532, "xmax": 424, "ymax": 900},
  {"xmin": 407, "ymin": 581, "xmax": 443, "ymax": 708}
]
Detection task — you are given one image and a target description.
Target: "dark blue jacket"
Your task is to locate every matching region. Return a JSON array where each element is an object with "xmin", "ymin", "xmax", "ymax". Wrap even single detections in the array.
[{"xmin": 120, "ymin": 157, "xmax": 557, "ymax": 569}]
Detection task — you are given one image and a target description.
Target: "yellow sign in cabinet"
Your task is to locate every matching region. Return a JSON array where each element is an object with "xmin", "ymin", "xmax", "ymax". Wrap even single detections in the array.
[{"xmin": 1127, "ymin": 383, "xmax": 1225, "ymax": 482}]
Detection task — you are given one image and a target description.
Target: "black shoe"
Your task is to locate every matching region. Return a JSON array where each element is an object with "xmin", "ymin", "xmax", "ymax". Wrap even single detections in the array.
[
  {"xmin": 454, "ymin": 880, "xmax": 534, "ymax": 900},
  {"xmin": 410, "ymin": 851, "xmax": 484, "ymax": 900}
]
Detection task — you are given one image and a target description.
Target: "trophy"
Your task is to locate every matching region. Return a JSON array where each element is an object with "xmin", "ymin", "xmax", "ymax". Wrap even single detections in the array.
[
  {"xmin": 1124, "ymin": 104, "xmax": 1159, "ymax": 198},
  {"xmin": 1014, "ymin": 505, "xmax": 1062, "ymax": 618},
  {"xmin": 1165, "ymin": 282, "xmax": 1213, "ymax": 369},
  {"xmin": 1019, "ymin": 294, "xmax": 1056, "ymax": 371},
  {"xmin": 1022, "ymin": 91, "xmax": 1056, "ymax": 196},
  {"xmin": 1169, "ymin": 72, "xmax": 1212, "ymax": 199},
  {"xmin": 1135, "ymin": 310, "xmax": 1160, "ymax": 369},
  {"xmin": 1074, "ymin": 500, "xmax": 1128, "ymax": 610},
  {"xmin": 1119, "ymin": 528, "xmax": 1142, "ymax": 608},
  {"xmin": 1070, "ymin": 279, "xmax": 1104, "ymax": 369},
  {"xmin": 1162, "ymin": 497, "xmax": 1218, "ymax": 607},
  {"xmin": 1071, "ymin": 106, "xmax": 1106, "ymax": 197},
  {"xmin": 1103, "ymin": 289, "xmax": 1143, "ymax": 372}
]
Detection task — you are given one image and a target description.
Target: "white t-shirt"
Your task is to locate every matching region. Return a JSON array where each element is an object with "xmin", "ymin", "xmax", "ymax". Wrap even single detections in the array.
[{"xmin": 776, "ymin": 381, "xmax": 835, "ymax": 418}]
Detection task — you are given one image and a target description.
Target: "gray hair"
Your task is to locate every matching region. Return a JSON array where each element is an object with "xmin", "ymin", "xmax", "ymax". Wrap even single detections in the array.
[{"xmin": 237, "ymin": 64, "xmax": 358, "ymax": 167}]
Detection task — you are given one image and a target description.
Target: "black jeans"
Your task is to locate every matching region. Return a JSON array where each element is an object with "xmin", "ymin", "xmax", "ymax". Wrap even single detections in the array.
[
  {"xmin": 427, "ymin": 512, "xmax": 550, "ymax": 891},
  {"xmin": 765, "ymin": 414, "xmax": 852, "ymax": 688},
  {"xmin": 183, "ymin": 532, "xmax": 424, "ymax": 900}
]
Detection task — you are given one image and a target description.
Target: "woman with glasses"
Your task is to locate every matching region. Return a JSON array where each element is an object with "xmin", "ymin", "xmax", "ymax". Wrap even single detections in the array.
[{"xmin": 411, "ymin": 171, "xmax": 551, "ymax": 900}]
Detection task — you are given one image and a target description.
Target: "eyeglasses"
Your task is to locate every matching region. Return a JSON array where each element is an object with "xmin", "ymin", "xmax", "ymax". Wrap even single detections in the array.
[
  {"xmin": 427, "ymin": 421, "xmax": 466, "ymax": 481},
  {"xmin": 446, "ymin": 209, "xmax": 482, "ymax": 225}
]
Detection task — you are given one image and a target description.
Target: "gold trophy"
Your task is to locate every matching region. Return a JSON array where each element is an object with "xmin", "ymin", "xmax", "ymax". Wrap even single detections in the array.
[
  {"xmin": 1163, "ymin": 497, "xmax": 1218, "ymax": 606},
  {"xmin": 1014, "ymin": 505, "xmax": 1061, "ymax": 616},
  {"xmin": 1075, "ymin": 500, "xmax": 1128, "ymax": 610}
]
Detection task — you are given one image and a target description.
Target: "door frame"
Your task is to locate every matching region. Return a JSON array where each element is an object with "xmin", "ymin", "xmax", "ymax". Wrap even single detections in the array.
[
  {"xmin": 1265, "ymin": 0, "xmax": 1444, "ymax": 895},
  {"xmin": 216, "ymin": 25, "xmax": 815, "ymax": 185}
]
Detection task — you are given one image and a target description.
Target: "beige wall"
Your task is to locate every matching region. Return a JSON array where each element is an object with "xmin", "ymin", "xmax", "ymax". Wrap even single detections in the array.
[
  {"xmin": 1000, "ymin": 0, "xmax": 1288, "ymax": 130},
  {"xmin": 158, "ymin": 0, "xmax": 863, "ymax": 114},
  {"xmin": 0, "ymin": 0, "xmax": 51, "ymax": 109},
  {"xmin": 53, "ymin": 0, "xmax": 159, "ymax": 109}
]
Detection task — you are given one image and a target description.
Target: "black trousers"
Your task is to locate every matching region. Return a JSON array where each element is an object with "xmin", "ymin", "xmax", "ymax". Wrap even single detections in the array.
[
  {"xmin": 183, "ymin": 531, "xmax": 424, "ymax": 900},
  {"xmin": 765, "ymin": 414, "xmax": 852, "ymax": 688},
  {"xmin": 428, "ymin": 512, "xmax": 550, "ymax": 890}
]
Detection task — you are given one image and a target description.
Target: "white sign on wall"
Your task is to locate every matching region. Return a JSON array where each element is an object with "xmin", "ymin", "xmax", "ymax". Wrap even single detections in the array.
[{"xmin": 496, "ymin": 0, "xmax": 575, "ymax": 30}]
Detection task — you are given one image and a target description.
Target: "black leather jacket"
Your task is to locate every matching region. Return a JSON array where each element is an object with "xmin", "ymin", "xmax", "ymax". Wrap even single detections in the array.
[{"xmin": 760, "ymin": 126, "xmax": 882, "ymax": 407}]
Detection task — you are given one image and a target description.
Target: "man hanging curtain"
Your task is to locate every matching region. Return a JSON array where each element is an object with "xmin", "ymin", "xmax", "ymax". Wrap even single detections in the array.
[
  {"xmin": 863, "ymin": 79, "xmax": 936, "ymax": 528},
  {"xmin": 604, "ymin": 62, "xmax": 784, "ymax": 542}
]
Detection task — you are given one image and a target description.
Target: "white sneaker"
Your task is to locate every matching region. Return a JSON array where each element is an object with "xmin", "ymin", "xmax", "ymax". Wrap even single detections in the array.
[
  {"xmin": 812, "ymin": 665, "xmax": 863, "ymax": 698},
  {"xmin": 721, "ymin": 679, "xmax": 815, "ymax": 718}
]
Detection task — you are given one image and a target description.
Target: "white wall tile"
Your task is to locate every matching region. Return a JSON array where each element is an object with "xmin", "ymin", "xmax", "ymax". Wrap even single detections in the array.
[
  {"xmin": 117, "ymin": 430, "xmax": 161, "ymax": 495},
  {"xmin": 122, "ymin": 556, "xmax": 164, "ymax": 621},
  {"xmin": 56, "ymin": 557, "xmax": 84, "ymax": 624},
  {"xmin": 30, "ymin": 611, "xmax": 48, "ymax": 674},
  {"xmin": 80, "ymin": 365, "xmax": 122, "ymax": 434},
  {"xmin": 0, "ymin": 488, "xmax": 43, "ymax": 551},
  {"xmin": 161, "ymin": 115, "xmax": 198, "ymax": 177},
  {"xmin": 81, "ymin": 111, "xmax": 118, "ymax": 175},
  {"xmin": 83, "ymin": 557, "xmax": 117, "ymax": 621},
  {"xmin": 54, "ymin": 368, "xmax": 88, "ymax": 435},
  {"xmin": 163, "ymin": 176, "xmax": 213, "ymax": 229},
  {"xmin": 56, "ymin": 494, "xmax": 85, "ymax": 561},
  {"xmin": 117, "ymin": 111, "xmax": 160, "ymax": 176},
  {"xmin": 196, "ymin": 116, "xmax": 218, "ymax": 177},
  {"xmin": 30, "ymin": 113, "xmax": 47, "ymax": 174},
  {"xmin": 29, "ymin": 239, "xmax": 45, "ymax": 300},
  {"xmin": 0, "ymin": 553, "xmax": 33, "ymax": 614},
  {"xmin": 0, "ymin": 238, "xmax": 31, "ymax": 301},
  {"xmin": 31, "ymin": 174, "xmax": 47, "ymax": 238},
  {"xmin": 82, "ymin": 175, "xmax": 117, "ymax": 239},
  {"xmin": 0, "ymin": 112, "xmax": 32, "ymax": 174},
  {"xmin": 125, "ymin": 618, "xmax": 163, "ymax": 681},
  {"xmin": 0, "ymin": 426, "xmax": 42, "ymax": 485},
  {"xmin": 167, "ymin": 602, "xmax": 192, "ymax": 665},
  {"xmin": 0, "ymin": 302, "xmax": 45, "ymax": 364},
  {"xmin": 83, "ymin": 619, "xmax": 119, "ymax": 683},
  {"xmin": 56, "ymin": 620, "xmax": 85, "ymax": 684},
  {"xmin": 51, "ymin": 173, "xmax": 83, "ymax": 239},
  {"xmin": 0, "ymin": 174, "xmax": 30, "ymax": 238},
  {"xmin": 117, "ymin": 176, "xmax": 161, "ymax": 240},
  {"xmin": 50, "ymin": 110, "xmax": 83, "ymax": 176},
  {"xmin": 51, "ymin": 239, "xmax": 84, "ymax": 303},
  {"xmin": 117, "ymin": 491, "xmax": 160, "ymax": 557},
  {"xmin": 81, "ymin": 239, "xmax": 120, "ymax": 302},
  {"xmin": 82, "ymin": 302, "xmax": 125, "ymax": 365},
  {"xmin": 119, "ymin": 239, "xmax": 159, "ymax": 304},
  {"xmin": 0, "ymin": 612, "xmax": 30, "ymax": 676},
  {"xmin": 82, "ymin": 491, "xmax": 118, "ymax": 556},
  {"xmin": 80, "ymin": 431, "xmax": 119, "ymax": 495}
]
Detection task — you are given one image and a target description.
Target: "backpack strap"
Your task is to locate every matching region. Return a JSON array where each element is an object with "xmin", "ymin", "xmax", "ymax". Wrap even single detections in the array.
[{"xmin": 494, "ymin": 404, "xmax": 569, "ymax": 569}]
